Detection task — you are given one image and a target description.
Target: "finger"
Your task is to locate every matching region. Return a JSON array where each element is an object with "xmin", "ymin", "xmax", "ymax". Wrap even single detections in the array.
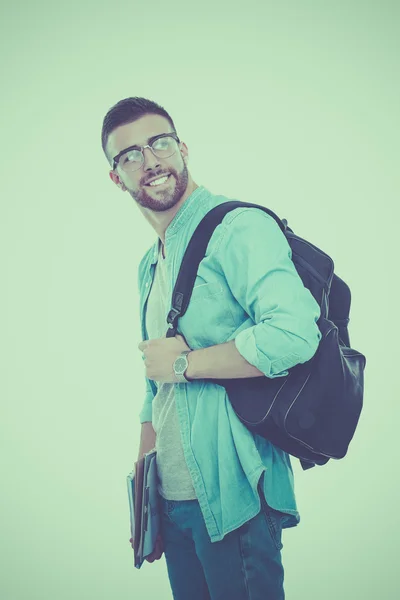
[
  {"xmin": 145, "ymin": 541, "xmax": 163, "ymax": 562},
  {"xmin": 146, "ymin": 551, "xmax": 162, "ymax": 563},
  {"xmin": 146, "ymin": 553, "xmax": 156, "ymax": 563}
]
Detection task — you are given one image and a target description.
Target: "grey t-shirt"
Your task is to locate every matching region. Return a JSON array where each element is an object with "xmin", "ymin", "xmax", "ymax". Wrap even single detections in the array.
[{"xmin": 145, "ymin": 242, "xmax": 197, "ymax": 500}]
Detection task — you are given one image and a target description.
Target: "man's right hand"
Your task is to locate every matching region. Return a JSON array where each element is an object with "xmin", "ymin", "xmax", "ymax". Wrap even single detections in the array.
[{"xmin": 129, "ymin": 534, "xmax": 164, "ymax": 562}]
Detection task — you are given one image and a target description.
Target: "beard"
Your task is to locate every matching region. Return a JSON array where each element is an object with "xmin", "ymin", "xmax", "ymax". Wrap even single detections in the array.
[{"xmin": 128, "ymin": 162, "xmax": 190, "ymax": 213}]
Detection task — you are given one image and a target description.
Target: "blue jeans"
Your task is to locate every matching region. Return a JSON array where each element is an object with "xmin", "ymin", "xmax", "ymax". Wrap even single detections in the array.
[{"xmin": 159, "ymin": 478, "xmax": 285, "ymax": 599}]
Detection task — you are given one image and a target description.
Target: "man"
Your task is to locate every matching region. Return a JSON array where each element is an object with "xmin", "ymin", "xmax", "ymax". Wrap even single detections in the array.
[{"xmin": 102, "ymin": 97, "xmax": 322, "ymax": 599}]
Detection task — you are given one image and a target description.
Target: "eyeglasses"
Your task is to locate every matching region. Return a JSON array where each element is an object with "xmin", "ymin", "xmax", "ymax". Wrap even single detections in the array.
[{"xmin": 112, "ymin": 133, "xmax": 181, "ymax": 172}]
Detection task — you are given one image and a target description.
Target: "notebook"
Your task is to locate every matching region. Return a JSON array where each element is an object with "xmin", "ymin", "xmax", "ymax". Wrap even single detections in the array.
[{"xmin": 127, "ymin": 449, "xmax": 161, "ymax": 569}]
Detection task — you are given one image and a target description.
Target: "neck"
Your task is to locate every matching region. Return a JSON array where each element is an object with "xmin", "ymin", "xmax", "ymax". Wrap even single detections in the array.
[{"xmin": 144, "ymin": 180, "xmax": 199, "ymax": 245}]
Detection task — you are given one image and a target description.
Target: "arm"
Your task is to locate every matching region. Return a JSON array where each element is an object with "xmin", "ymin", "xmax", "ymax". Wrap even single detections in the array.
[
  {"xmin": 136, "ymin": 255, "xmax": 157, "ymax": 461},
  {"xmin": 187, "ymin": 208, "xmax": 322, "ymax": 380},
  {"xmin": 137, "ymin": 376, "xmax": 157, "ymax": 460},
  {"xmin": 139, "ymin": 375, "xmax": 156, "ymax": 423},
  {"xmin": 186, "ymin": 339, "xmax": 265, "ymax": 380},
  {"xmin": 137, "ymin": 253, "xmax": 157, "ymax": 424}
]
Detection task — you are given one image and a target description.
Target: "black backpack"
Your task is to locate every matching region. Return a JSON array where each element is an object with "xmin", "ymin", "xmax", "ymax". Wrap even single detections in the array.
[{"xmin": 165, "ymin": 202, "xmax": 366, "ymax": 470}]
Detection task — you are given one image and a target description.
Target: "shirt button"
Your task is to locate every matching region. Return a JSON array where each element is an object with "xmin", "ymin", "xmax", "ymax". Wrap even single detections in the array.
[{"xmin": 145, "ymin": 282, "xmax": 149, "ymax": 287}]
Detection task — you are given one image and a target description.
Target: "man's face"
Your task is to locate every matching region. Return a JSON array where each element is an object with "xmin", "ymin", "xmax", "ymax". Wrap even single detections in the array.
[{"xmin": 107, "ymin": 114, "xmax": 190, "ymax": 213}]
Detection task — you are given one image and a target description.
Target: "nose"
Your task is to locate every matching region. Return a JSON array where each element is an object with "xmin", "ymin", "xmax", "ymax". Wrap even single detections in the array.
[{"xmin": 142, "ymin": 146, "xmax": 161, "ymax": 172}]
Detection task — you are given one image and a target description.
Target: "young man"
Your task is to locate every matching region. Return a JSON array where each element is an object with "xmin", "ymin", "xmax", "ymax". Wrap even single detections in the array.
[{"xmin": 102, "ymin": 97, "xmax": 321, "ymax": 599}]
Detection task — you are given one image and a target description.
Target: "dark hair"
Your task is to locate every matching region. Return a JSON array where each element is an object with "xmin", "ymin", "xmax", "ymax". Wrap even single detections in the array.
[{"xmin": 101, "ymin": 97, "xmax": 178, "ymax": 165}]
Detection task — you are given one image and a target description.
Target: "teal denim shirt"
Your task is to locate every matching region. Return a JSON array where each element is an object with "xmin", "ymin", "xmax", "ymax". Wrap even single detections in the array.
[{"xmin": 137, "ymin": 185, "xmax": 322, "ymax": 542}]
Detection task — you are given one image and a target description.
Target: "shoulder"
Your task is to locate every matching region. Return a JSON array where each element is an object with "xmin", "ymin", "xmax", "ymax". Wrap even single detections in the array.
[
  {"xmin": 220, "ymin": 204, "xmax": 279, "ymax": 229},
  {"xmin": 214, "ymin": 204, "xmax": 288, "ymax": 252}
]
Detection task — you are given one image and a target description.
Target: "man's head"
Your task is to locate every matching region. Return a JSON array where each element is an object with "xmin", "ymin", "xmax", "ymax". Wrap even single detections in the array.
[{"xmin": 102, "ymin": 97, "xmax": 197, "ymax": 213}]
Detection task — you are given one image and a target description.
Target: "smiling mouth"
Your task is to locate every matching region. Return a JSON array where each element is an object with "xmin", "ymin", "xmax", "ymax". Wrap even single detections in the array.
[{"xmin": 145, "ymin": 174, "xmax": 172, "ymax": 187}]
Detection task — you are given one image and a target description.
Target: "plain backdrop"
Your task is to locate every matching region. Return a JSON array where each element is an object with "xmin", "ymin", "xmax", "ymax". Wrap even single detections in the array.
[{"xmin": 1, "ymin": 1, "xmax": 399, "ymax": 599}]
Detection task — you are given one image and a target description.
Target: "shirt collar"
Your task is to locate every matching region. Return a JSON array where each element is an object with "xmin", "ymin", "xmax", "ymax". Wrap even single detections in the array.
[{"xmin": 149, "ymin": 184, "xmax": 209, "ymax": 265}]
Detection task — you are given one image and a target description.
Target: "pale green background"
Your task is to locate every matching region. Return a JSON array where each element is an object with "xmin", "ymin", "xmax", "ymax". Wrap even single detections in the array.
[{"xmin": 1, "ymin": 1, "xmax": 399, "ymax": 599}]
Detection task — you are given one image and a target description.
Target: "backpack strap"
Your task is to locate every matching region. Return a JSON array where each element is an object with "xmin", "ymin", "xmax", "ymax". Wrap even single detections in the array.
[{"xmin": 166, "ymin": 201, "xmax": 284, "ymax": 332}]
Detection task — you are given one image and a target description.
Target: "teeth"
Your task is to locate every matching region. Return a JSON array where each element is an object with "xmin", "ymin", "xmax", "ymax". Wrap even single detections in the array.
[{"xmin": 149, "ymin": 175, "xmax": 169, "ymax": 186}]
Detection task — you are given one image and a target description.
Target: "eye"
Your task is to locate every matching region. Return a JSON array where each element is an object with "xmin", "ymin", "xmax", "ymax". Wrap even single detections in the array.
[
  {"xmin": 122, "ymin": 150, "xmax": 141, "ymax": 163},
  {"xmin": 153, "ymin": 138, "xmax": 168, "ymax": 149}
]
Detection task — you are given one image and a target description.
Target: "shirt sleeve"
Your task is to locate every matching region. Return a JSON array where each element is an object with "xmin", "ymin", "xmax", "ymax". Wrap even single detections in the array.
[
  {"xmin": 139, "ymin": 375, "xmax": 156, "ymax": 423},
  {"xmin": 214, "ymin": 208, "xmax": 322, "ymax": 378},
  {"xmin": 137, "ymin": 251, "xmax": 156, "ymax": 423}
]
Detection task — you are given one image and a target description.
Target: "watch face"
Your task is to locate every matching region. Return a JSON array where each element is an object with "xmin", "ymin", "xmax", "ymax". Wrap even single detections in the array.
[{"xmin": 175, "ymin": 357, "xmax": 186, "ymax": 373}]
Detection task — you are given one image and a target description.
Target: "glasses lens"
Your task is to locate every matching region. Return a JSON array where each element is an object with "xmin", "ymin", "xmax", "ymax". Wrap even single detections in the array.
[
  {"xmin": 152, "ymin": 135, "xmax": 177, "ymax": 158},
  {"xmin": 118, "ymin": 136, "xmax": 178, "ymax": 172},
  {"xmin": 118, "ymin": 149, "xmax": 142, "ymax": 171}
]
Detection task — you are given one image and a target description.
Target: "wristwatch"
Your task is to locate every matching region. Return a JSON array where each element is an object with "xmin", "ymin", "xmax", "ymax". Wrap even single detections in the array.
[{"xmin": 173, "ymin": 350, "xmax": 191, "ymax": 383}]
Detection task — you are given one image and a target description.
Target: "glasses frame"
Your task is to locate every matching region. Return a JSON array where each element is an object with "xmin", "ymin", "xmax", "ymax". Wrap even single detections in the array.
[{"xmin": 112, "ymin": 133, "xmax": 181, "ymax": 171}]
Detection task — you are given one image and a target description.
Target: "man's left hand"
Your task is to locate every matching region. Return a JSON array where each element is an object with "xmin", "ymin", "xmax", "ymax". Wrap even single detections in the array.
[{"xmin": 138, "ymin": 334, "xmax": 192, "ymax": 383}]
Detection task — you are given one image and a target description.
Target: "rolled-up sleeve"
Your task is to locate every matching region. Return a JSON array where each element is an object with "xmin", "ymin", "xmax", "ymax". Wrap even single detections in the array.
[{"xmin": 215, "ymin": 208, "xmax": 322, "ymax": 378}]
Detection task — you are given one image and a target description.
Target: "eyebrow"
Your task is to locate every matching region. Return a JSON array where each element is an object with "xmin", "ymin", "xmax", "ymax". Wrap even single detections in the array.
[{"xmin": 120, "ymin": 134, "xmax": 163, "ymax": 153}]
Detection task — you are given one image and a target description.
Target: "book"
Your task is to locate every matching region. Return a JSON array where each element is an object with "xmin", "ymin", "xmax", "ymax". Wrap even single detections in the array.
[{"xmin": 127, "ymin": 449, "xmax": 161, "ymax": 569}]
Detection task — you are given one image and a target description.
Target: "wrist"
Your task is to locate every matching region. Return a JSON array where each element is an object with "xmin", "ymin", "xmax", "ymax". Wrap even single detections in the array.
[{"xmin": 185, "ymin": 350, "xmax": 196, "ymax": 381}]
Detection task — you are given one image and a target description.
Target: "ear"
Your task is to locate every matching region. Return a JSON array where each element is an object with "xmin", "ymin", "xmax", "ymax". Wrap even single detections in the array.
[
  {"xmin": 109, "ymin": 171, "xmax": 126, "ymax": 191},
  {"xmin": 179, "ymin": 141, "xmax": 189, "ymax": 161}
]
